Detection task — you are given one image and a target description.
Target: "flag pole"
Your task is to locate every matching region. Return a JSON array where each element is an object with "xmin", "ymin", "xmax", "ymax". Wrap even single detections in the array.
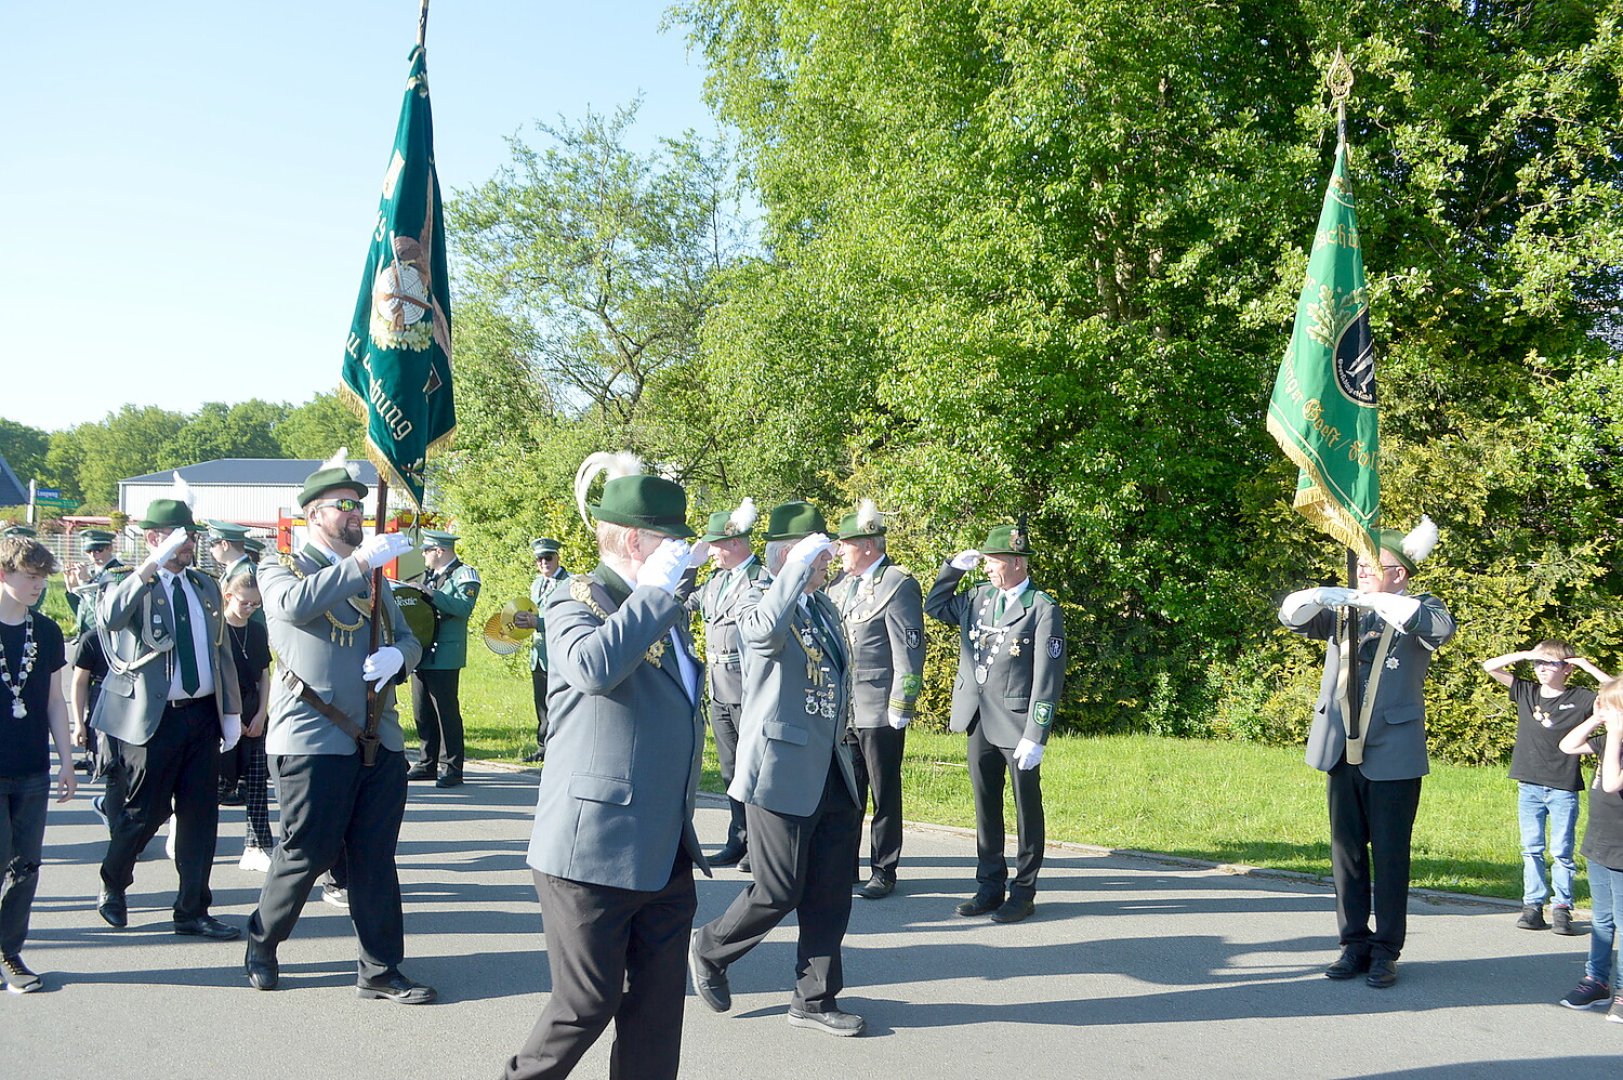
[
  {"xmin": 1326, "ymin": 46, "xmax": 1366, "ymax": 751},
  {"xmin": 417, "ymin": 0, "xmax": 430, "ymax": 49}
]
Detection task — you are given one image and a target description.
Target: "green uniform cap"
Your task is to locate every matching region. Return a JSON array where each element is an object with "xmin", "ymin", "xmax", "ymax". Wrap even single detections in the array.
[
  {"xmin": 1375, "ymin": 529, "xmax": 1417, "ymax": 574},
  {"xmin": 79, "ymin": 529, "xmax": 116, "ymax": 553},
  {"xmin": 980, "ymin": 523, "xmax": 1034, "ymax": 556},
  {"xmin": 421, "ymin": 529, "xmax": 460, "ymax": 550},
  {"xmin": 531, "ymin": 537, "xmax": 561, "ymax": 557},
  {"xmin": 299, "ymin": 464, "xmax": 369, "ymax": 508},
  {"xmin": 206, "ymin": 520, "xmax": 251, "ymax": 543},
  {"xmin": 242, "ymin": 537, "xmax": 266, "ymax": 555},
  {"xmin": 700, "ymin": 510, "xmax": 754, "ymax": 543},
  {"xmin": 836, "ymin": 511, "xmax": 885, "ymax": 541},
  {"xmin": 2, "ymin": 525, "xmax": 37, "ymax": 539},
  {"xmin": 135, "ymin": 499, "xmax": 198, "ymax": 532},
  {"xmin": 590, "ymin": 475, "xmax": 695, "ymax": 538},
  {"xmin": 764, "ymin": 500, "xmax": 825, "ymax": 541}
]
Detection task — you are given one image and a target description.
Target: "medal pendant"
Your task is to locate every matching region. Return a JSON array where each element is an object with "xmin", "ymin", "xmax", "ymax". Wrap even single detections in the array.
[
  {"xmin": 805, "ymin": 692, "xmax": 819, "ymax": 715},
  {"xmin": 11, "ymin": 699, "xmax": 25, "ymax": 719},
  {"xmin": 974, "ymin": 666, "xmax": 988, "ymax": 685}
]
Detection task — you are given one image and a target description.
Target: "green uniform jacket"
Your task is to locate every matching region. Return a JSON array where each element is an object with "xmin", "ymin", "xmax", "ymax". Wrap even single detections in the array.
[{"xmin": 419, "ymin": 559, "xmax": 480, "ymax": 670}]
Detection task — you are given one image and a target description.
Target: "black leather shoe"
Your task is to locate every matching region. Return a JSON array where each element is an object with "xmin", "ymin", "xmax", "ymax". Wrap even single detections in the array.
[
  {"xmin": 435, "ymin": 771, "xmax": 464, "ymax": 789},
  {"xmin": 688, "ymin": 930, "xmax": 731, "ymax": 1012},
  {"xmin": 1324, "ymin": 949, "xmax": 1372, "ymax": 980},
  {"xmin": 990, "ymin": 897, "xmax": 1036, "ymax": 923},
  {"xmin": 709, "ymin": 846, "xmax": 747, "ymax": 868},
  {"xmin": 521, "ymin": 749, "xmax": 545, "ymax": 763},
  {"xmin": 174, "ymin": 915, "xmax": 241, "ymax": 940},
  {"xmin": 405, "ymin": 763, "xmax": 437, "ymax": 781},
  {"xmin": 856, "ymin": 874, "xmax": 895, "ymax": 900},
  {"xmin": 245, "ymin": 940, "xmax": 279, "ymax": 990},
  {"xmin": 787, "ymin": 1006, "xmax": 865, "ymax": 1037},
  {"xmin": 356, "ymin": 972, "xmax": 437, "ymax": 1004},
  {"xmin": 1365, "ymin": 958, "xmax": 1398, "ymax": 988},
  {"xmin": 97, "ymin": 887, "xmax": 127, "ymax": 928},
  {"xmin": 955, "ymin": 893, "xmax": 1004, "ymax": 917},
  {"xmin": 736, "ymin": 854, "xmax": 751, "ymax": 874}
]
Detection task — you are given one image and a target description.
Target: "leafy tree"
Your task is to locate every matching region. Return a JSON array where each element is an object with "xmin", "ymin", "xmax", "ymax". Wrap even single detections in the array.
[
  {"xmin": 275, "ymin": 390, "xmax": 367, "ymax": 460},
  {"xmin": 159, "ymin": 400, "xmax": 287, "ymax": 465},
  {"xmin": 676, "ymin": 0, "xmax": 1623, "ymax": 759},
  {"xmin": 74, "ymin": 406, "xmax": 189, "ymax": 505},
  {"xmin": 0, "ymin": 419, "xmax": 50, "ymax": 485}
]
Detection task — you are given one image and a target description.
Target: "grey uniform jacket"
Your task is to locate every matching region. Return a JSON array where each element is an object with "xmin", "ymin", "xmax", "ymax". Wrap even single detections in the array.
[
  {"xmin": 728, "ymin": 560, "xmax": 860, "ymax": 818},
  {"xmin": 1282, "ymin": 592, "xmax": 1455, "ymax": 781},
  {"xmin": 925, "ymin": 563, "xmax": 1066, "ymax": 750},
  {"xmin": 92, "ymin": 565, "xmax": 242, "ymax": 746},
  {"xmin": 257, "ymin": 545, "xmax": 420, "ymax": 757},
  {"xmin": 830, "ymin": 557, "xmax": 925, "ymax": 728},
  {"xmin": 692, "ymin": 557, "xmax": 765, "ymax": 707},
  {"xmin": 527, "ymin": 564, "xmax": 710, "ymax": 892}
]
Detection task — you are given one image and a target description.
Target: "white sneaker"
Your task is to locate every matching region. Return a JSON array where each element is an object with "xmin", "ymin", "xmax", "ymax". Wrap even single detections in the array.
[
  {"xmin": 239, "ymin": 846, "xmax": 272, "ymax": 873},
  {"xmin": 164, "ymin": 818, "xmax": 177, "ymax": 861}
]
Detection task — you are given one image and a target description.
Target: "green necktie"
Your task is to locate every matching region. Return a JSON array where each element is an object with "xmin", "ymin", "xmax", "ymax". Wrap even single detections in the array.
[
  {"xmin": 171, "ymin": 575, "xmax": 200, "ymax": 695},
  {"xmin": 993, "ymin": 590, "xmax": 1007, "ymax": 621}
]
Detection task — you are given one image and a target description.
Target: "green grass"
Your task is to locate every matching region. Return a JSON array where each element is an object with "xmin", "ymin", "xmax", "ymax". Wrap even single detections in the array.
[{"xmin": 408, "ymin": 632, "xmax": 1581, "ymax": 902}]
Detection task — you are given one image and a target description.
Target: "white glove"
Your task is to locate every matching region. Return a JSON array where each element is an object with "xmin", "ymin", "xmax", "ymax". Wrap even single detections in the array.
[
  {"xmin": 355, "ymin": 531, "xmax": 414, "ymax": 570},
  {"xmin": 635, "ymin": 538, "xmax": 692, "ymax": 595},
  {"xmin": 887, "ymin": 710, "xmax": 910, "ymax": 730},
  {"xmin": 1278, "ymin": 587, "xmax": 1355, "ymax": 623},
  {"xmin": 1351, "ymin": 591, "xmax": 1421, "ymax": 629},
  {"xmin": 1013, "ymin": 738, "xmax": 1045, "ymax": 771},
  {"xmin": 362, "ymin": 645, "xmax": 405, "ymax": 689},
  {"xmin": 220, "ymin": 713, "xmax": 242, "ymax": 752},
  {"xmin": 143, "ymin": 528, "xmax": 190, "ymax": 571},
  {"xmin": 786, "ymin": 532, "xmax": 835, "ymax": 567},
  {"xmin": 950, "ymin": 549, "xmax": 982, "ymax": 571}
]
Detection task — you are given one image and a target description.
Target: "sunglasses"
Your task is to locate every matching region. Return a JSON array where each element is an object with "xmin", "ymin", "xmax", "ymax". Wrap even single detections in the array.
[
  {"xmin": 312, "ymin": 498, "xmax": 364, "ymax": 513},
  {"xmin": 1533, "ymin": 659, "xmax": 1569, "ymax": 669}
]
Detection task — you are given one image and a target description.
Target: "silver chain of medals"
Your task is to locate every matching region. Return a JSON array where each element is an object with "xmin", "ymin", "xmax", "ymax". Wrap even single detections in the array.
[
  {"xmin": 800, "ymin": 626, "xmax": 838, "ymax": 719},
  {"xmin": 972, "ymin": 594, "xmax": 1013, "ymax": 686},
  {"xmin": 0, "ymin": 613, "xmax": 38, "ymax": 719}
]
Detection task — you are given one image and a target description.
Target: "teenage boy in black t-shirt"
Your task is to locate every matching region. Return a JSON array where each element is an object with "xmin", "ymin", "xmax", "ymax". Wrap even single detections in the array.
[
  {"xmin": 1483, "ymin": 638, "xmax": 1610, "ymax": 935},
  {"xmin": 0, "ymin": 536, "xmax": 77, "ymax": 994}
]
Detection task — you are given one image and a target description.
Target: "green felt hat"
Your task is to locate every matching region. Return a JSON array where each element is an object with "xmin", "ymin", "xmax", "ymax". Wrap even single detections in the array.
[
  {"xmin": 299, "ymin": 452, "xmax": 368, "ymax": 508},
  {"xmin": 980, "ymin": 522, "xmax": 1033, "ymax": 556},
  {"xmin": 421, "ymin": 529, "xmax": 459, "ymax": 550},
  {"xmin": 79, "ymin": 529, "xmax": 116, "ymax": 553},
  {"xmin": 700, "ymin": 511, "xmax": 746, "ymax": 543},
  {"xmin": 590, "ymin": 475, "xmax": 695, "ymax": 538},
  {"xmin": 836, "ymin": 501, "xmax": 886, "ymax": 541},
  {"xmin": 531, "ymin": 536, "xmax": 561, "ymax": 557},
  {"xmin": 1376, "ymin": 529, "xmax": 1417, "ymax": 574},
  {"xmin": 135, "ymin": 499, "xmax": 198, "ymax": 532},
  {"xmin": 206, "ymin": 520, "xmax": 251, "ymax": 543},
  {"xmin": 764, "ymin": 500, "xmax": 825, "ymax": 542}
]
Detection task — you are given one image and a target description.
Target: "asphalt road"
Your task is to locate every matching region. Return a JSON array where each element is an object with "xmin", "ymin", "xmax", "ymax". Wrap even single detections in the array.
[{"xmin": 4, "ymin": 763, "xmax": 1618, "ymax": 1079}]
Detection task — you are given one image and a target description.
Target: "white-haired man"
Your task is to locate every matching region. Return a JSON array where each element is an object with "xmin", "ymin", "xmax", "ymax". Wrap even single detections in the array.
[{"xmin": 1278, "ymin": 517, "xmax": 1455, "ymax": 989}]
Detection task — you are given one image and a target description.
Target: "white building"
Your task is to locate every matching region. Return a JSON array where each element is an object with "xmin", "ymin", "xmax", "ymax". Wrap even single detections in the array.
[{"xmin": 118, "ymin": 458, "xmax": 384, "ymax": 528}]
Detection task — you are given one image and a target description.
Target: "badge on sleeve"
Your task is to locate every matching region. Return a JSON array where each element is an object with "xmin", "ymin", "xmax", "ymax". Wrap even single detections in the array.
[
  {"xmin": 904, "ymin": 627, "xmax": 922, "ymax": 650},
  {"xmin": 1034, "ymin": 700, "xmax": 1055, "ymax": 727},
  {"xmin": 1047, "ymin": 636, "xmax": 1063, "ymax": 659}
]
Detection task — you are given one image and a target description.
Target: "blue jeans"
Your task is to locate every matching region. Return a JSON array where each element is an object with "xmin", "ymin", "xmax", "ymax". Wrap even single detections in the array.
[
  {"xmin": 1518, "ymin": 783, "xmax": 1579, "ymax": 907},
  {"xmin": 1586, "ymin": 860, "xmax": 1623, "ymax": 986},
  {"xmin": 0, "ymin": 771, "xmax": 50, "ymax": 958}
]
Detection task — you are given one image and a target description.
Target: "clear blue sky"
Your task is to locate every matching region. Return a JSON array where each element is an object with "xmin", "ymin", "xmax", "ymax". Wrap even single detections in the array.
[{"xmin": 1, "ymin": 0, "xmax": 719, "ymax": 432}]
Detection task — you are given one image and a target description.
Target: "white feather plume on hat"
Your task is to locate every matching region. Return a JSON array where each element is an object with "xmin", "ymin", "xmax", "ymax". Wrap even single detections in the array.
[
  {"xmin": 728, "ymin": 497, "xmax": 758, "ymax": 535},
  {"xmin": 575, "ymin": 451, "xmax": 645, "ymax": 527},
  {"xmin": 167, "ymin": 471, "xmax": 196, "ymax": 510},
  {"xmin": 855, "ymin": 498, "xmax": 883, "ymax": 535},
  {"xmin": 321, "ymin": 447, "xmax": 362, "ymax": 481},
  {"xmin": 1402, "ymin": 515, "xmax": 1438, "ymax": 565}
]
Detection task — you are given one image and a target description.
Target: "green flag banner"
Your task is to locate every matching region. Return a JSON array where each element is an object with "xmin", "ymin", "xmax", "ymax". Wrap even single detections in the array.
[
  {"xmin": 1266, "ymin": 143, "xmax": 1380, "ymax": 564},
  {"xmin": 341, "ymin": 44, "xmax": 455, "ymax": 510}
]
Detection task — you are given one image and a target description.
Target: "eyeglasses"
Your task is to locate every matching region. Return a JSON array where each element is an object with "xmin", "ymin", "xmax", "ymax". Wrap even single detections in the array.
[
  {"xmin": 311, "ymin": 498, "xmax": 364, "ymax": 514},
  {"xmin": 1355, "ymin": 563, "xmax": 1403, "ymax": 576}
]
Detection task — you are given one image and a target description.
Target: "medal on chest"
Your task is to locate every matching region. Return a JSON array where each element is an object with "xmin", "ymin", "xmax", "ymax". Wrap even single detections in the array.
[{"xmin": 800, "ymin": 626, "xmax": 839, "ymax": 718}]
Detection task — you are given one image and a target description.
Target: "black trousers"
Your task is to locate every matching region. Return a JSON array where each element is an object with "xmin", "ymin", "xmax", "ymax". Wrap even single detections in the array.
[
  {"xmin": 531, "ymin": 666, "xmax": 550, "ymax": 753},
  {"xmin": 1327, "ymin": 759, "xmax": 1422, "ymax": 961},
  {"xmin": 707, "ymin": 698, "xmax": 747, "ymax": 852},
  {"xmin": 100, "ymin": 697, "xmax": 221, "ymax": 920},
  {"xmin": 695, "ymin": 762, "xmax": 860, "ymax": 1011},
  {"xmin": 848, "ymin": 725, "xmax": 906, "ymax": 880},
  {"xmin": 502, "ymin": 860, "xmax": 696, "ymax": 1080},
  {"xmin": 249, "ymin": 748, "xmax": 408, "ymax": 981},
  {"xmin": 413, "ymin": 668, "xmax": 465, "ymax": 774},
  {"xmin": 967, "ymin": 723, "xmax": 1045, "ymax": 901}
]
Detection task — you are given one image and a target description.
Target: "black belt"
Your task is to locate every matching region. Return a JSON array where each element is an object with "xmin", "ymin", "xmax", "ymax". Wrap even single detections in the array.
[{"xmin": 166, "ymin": 692, "xmax": 216, "ymax": 710}]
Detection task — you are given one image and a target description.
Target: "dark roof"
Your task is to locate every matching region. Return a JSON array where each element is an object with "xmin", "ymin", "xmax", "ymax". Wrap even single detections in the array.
[
  {"xmin": 0, "ymin": 452, "xmax": 26, "ymax": 507},
  {"xmin": 121, "ymin": 458, "xmax": 381, "ymax": 487}
]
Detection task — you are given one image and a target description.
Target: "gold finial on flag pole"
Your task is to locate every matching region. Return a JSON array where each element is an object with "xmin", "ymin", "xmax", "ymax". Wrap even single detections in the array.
[{"xmin": 1326, "ymin": 47, "xmax": 1354, "ymax": 148}]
